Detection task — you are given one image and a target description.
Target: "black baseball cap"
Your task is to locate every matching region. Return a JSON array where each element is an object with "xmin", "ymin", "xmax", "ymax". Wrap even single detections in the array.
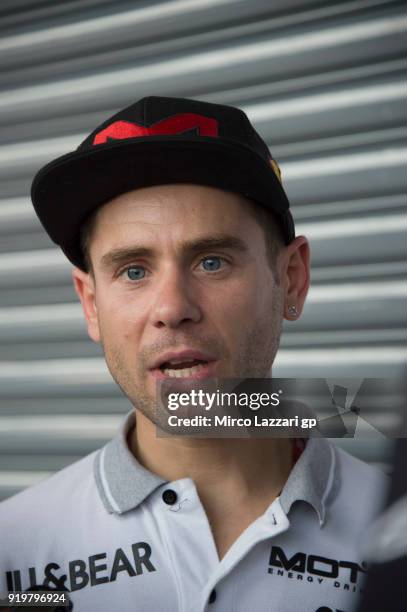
[{"xmin": 31, "ymin": 96, "xmax": 295, "ymax": 270}]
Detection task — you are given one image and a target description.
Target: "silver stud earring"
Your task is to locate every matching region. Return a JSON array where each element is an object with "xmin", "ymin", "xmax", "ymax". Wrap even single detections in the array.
[{"xmin": 287, "ymin": 305, "xmax": 298, "ymax": 317}]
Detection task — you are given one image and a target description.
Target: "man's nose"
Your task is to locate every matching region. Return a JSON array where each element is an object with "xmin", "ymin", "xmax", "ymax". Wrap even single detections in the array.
[{"xmin": 149, "ymin": 268, "xmax": 202, "ymax": 329}]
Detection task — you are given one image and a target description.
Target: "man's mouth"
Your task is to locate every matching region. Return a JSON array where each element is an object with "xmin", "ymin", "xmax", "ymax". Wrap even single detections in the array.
[
  {"xmin": 160, "ymin": 358, "xmax": 208, "ymax": 378},
  {"xmin": 150, "ymin": 350, "xmax": 217, "ymax": 380}
]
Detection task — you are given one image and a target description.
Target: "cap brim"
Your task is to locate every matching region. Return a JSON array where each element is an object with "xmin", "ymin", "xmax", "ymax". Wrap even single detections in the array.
[{"xmin": 31, "ymin": 137, "xmax": 294, "ymax": 269}]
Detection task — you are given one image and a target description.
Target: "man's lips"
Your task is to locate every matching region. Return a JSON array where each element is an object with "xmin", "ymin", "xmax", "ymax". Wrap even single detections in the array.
[
  {"xmin": 150, "ymin": 361, "xmax": 217, "ymax": 381},
  {"xmin": 149, "ymin": 349, "xmax": 217, "ymax": 370},
  {"xmin": 149, "ymin": 349, "xmax": 217, "ymax": 380}
]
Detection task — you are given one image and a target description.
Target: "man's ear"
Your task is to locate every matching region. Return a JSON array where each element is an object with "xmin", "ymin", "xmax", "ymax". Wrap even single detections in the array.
[
  {"xmin": 72, "ymin": 267, "xmax": 101, "ymax": 343},
  {"xmin": 281, "ymin": 235, "xmax": 310, "ymax": 321}
]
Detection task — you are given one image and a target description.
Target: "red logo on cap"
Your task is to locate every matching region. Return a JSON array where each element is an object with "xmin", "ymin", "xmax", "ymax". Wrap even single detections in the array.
[{"xmin": 93, "ymin": 113, "xmax": 219, "ymax": 145}]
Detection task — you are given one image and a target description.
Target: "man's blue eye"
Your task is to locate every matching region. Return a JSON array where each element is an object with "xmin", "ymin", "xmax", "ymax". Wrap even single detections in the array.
[
  {"xmin": 202, "ymin": 257, "xmax": 222, "ymax": 271},
  {"xmin": 126, "ymin": 266, "xmax": 145, "ymax": 280}
]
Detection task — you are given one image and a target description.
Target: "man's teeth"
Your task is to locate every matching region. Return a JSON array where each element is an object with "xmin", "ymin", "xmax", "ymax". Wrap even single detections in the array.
[{"xmin": 162, "ymin": 363, "xmax": 206, "ymax": 378}]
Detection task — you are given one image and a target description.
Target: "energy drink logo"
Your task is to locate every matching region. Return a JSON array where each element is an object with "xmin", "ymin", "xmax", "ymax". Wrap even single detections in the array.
[{"xmin": 268, "ymin": 546, "xmax": 367, "ymax": 595}]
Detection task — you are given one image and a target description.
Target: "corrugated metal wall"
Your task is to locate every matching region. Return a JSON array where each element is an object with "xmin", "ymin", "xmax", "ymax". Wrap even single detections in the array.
[{"xmin": 1, "ymin": 0, "xmax": 406, "ymax": 501}]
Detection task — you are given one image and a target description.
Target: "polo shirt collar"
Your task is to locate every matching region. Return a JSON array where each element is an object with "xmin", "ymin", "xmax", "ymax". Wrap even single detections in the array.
[
  {"xmin": 94, "ymin": 410, "xmax": 337, "ymax": 525},
  {"xmin": 279, "ymin": 433, "xmax": 336, "ymax": 526},
  {"xmin": 94, "ymin": 411, "xmax": 165, "ymax": 514}
]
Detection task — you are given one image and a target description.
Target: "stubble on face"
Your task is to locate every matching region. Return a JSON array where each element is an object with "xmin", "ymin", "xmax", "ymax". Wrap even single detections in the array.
[{"xmin": 99, "ymin": 282, "xmax": 284, "ymax": 423}]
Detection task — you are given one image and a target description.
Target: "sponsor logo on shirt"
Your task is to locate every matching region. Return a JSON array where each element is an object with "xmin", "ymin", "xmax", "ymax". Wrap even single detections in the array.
[
  {"xmin": 268, "ymin": 546, "xmax": 367, "ymax": 595},
  {"xmin": 5, "ymin": 542, "xmax": 156, "ymax": 593}
]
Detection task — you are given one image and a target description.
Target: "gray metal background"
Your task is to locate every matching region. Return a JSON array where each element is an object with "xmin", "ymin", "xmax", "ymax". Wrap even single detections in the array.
[{"xmin": 0, "ymin": 0, "xmax": 406, "ymax": 501}]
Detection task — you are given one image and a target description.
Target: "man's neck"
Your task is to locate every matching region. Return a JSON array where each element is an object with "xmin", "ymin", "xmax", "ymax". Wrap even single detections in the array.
[{"xmin": 129, "ymin": 410, "xmax": 293, "ymax": 559}]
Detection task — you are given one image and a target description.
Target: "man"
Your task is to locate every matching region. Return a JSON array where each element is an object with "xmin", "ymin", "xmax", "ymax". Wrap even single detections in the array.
[{"xmin": 0, "ymin": 97, "xmax": 387, "ymax": 611}]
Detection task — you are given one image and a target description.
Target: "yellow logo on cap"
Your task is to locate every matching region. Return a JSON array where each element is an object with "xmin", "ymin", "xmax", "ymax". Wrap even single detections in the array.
[{"xmin": 270, "ymin": 158, "xmax": 282, "ymax": 183}]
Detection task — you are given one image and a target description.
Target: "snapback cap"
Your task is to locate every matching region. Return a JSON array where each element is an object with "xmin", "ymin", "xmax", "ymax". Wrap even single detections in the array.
[{"xmin": 31, "ymin": 96, "xmax": 295, "ymax": 270}]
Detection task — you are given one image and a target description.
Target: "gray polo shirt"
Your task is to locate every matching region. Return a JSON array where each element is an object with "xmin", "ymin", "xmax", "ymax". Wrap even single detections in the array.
[{"xmin": 0, "ymin": 410, "xmax": 388, "ymax": 611}]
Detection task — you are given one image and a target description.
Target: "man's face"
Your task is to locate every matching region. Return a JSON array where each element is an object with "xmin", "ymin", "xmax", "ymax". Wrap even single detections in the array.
[{"xmin": 75, "ymin": 184, "xmax": 289, "ymax": 420}]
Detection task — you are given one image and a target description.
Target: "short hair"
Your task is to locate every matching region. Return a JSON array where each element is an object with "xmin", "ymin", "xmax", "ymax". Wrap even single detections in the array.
[{"xmin": 79, "ymin": 196, "xmax": 285, "ymax": 279}]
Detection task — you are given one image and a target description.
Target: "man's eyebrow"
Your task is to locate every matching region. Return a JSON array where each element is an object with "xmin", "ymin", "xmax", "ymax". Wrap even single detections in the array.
[
  {"xmin": 182, "ymin": 235, "xmax": 248, "ymax": 255},
  {"xmin": 100, "ymin": 247, "xmax": 152, "ymax": 269},
  {"xmin": 99, "ymin": 234, "xmax": 248, "ymax": 269}
]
